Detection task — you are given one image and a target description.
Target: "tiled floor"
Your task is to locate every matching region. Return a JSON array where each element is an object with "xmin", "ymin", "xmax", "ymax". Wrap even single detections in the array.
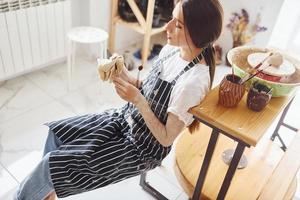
[{"xmin": 0, "ymin": 54, "xmax": 299, "ymax": 200}]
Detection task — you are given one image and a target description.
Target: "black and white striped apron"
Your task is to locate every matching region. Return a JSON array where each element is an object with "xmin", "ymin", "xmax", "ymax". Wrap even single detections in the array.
[{"xmin": 46, "ymin": 49, "xmax": 203, "ymax": 198}]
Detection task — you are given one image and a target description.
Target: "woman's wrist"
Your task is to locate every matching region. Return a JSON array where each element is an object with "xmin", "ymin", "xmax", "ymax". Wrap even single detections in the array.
[{"xmin": 133, "ymin": 93, "xmax": 147, "ymax": 109}]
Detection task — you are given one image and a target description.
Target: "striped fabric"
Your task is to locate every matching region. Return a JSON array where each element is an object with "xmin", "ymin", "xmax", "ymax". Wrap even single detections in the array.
[{"xmin": 46, "ymin": 49, "xmax": 202, "ymax": 198}]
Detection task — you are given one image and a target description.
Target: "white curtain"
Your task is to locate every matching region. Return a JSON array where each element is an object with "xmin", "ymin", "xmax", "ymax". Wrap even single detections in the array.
[{"xmin": 268, "ymin": 0, "xmax": 300, "ymax": 55}]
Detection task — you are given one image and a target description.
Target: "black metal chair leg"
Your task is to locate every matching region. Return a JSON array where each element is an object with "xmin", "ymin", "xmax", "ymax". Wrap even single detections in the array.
[
  {"xmin": 139, "ymin": 172, "xmax": 169, "ymax": 200},
  {"xmin": 192, "ymin": 129, "xmax": 219, "ymax": 200},
  {"xmin": 217, "ymin": 142, "xmax": 246, "ymax": 200},
  {"xmin": 271, "ymin": 97, "xmax": 298, "ymax": 151}
]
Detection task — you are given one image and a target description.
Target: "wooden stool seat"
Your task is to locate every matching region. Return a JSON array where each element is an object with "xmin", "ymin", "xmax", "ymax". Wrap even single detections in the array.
[{"xmin": 175, "ymin": 125, "xmax": 298, "ymax": 199}]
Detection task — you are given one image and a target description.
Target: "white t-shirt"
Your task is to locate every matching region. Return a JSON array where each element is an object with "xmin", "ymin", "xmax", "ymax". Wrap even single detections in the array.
[{"xmin": 158, "ymin": 44, "xmax": 210, "ymax": 126}]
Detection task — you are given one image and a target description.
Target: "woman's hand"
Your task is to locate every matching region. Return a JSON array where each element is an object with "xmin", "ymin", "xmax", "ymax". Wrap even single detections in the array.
[
  {"xmin": 112, "ymin": 76, "xmax": 143, "ymax": 104},
  {"xmin": 118, "ymin": 66, "xmax": 137, "ymax": 86}
]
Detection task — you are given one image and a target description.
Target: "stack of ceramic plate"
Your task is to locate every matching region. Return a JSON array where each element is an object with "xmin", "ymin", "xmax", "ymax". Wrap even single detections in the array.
[
  {"xmin": 8, "ymin": 0, "xmax": 20, "ymax": 11},
  {"xmin": 30, "ymin": 0, "xmax": 40, "ymax": 7},
  {"xmin": 247, "ymin": 52, "xmax": 296, "ymax": 82},
  {"xmin": 0, "ymin": 1, "xmax": 9, "ymax": 13}
]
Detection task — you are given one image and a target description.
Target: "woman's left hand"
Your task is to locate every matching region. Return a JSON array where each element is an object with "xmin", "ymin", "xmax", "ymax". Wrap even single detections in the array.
[{"xmin": 112, "ymin": 76, "xmax": 143, "ymax": 105}]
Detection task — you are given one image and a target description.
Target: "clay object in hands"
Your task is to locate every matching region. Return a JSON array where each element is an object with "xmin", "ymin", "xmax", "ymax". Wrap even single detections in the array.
[
  {"xmin": 97, "ymin": 54, "xmax": 124, "ymax": 82},
  {"xmin": 123, "ymin": 51, "xmax": 135, "ymax": 71}
]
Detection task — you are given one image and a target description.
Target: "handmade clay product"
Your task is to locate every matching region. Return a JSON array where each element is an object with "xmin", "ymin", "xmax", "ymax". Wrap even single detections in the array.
[
  {"xmin": 97, "ymin": 54, "xmax": 124, "ymax": 82},
  {"xmin": 247, "ymin": 82, "xmax": 272, "ymax": 112},
  {"xmin": 218, "ymin": 74, "xmax": 245, "ymax": 107}
]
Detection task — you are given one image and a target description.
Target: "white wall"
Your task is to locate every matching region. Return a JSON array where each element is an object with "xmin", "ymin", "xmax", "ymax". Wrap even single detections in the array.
[
  {"xmin": 71, "ymin": 0, "xmax": 285, "ymax": 58},
  {"xmin": 268, "ymin": 0, "xmax": 300, "ymax": 55},
  {"xmin": 71, "ymin": 0, "xmax": 90, "ymax": 27},
  {"xmin": 218, "ymin": 0, "xmax": 284, "ymax": 55}
]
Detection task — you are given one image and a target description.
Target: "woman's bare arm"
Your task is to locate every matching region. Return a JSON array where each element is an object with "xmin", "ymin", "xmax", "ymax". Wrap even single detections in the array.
[
  {"xmin": 135, "ymin": 96, "xmax": 185, "ymax": 147},
  {"xmin": 113, "ymin": 77, "xmax": 185, "ymax": 147}
]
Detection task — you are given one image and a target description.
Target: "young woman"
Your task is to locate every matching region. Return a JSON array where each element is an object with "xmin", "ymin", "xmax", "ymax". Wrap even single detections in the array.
[{"xmin": 15, "ymin": 0, "xmax": 223, "ymax": 199}]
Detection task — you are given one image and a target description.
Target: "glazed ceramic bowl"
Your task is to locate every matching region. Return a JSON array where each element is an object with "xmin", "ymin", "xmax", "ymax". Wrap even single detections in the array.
[{"xmin": 227, "ymin": 46, "xmax": 300, "ymax": 97}]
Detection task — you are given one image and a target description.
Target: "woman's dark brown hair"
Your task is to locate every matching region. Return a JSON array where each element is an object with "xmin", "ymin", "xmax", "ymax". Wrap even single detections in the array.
[{"xmin": 181, "ymin": 0, "xmax": 223, "ymax": 133}]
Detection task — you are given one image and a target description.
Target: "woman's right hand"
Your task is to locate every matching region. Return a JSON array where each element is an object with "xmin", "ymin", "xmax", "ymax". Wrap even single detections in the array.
[{"xmin": 118, "ymin": 66, "xmax": 137, "ymax": 87}]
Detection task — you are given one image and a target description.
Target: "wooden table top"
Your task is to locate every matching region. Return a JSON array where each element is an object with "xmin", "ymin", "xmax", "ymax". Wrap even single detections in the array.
[{"xmin": 189, "ymin": 86, "xmax": 295, "ymax": 146}]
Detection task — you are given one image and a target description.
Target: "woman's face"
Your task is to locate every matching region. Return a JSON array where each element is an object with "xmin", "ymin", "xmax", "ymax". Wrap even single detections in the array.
[{"xmin": 165, "ymin": 2, "xmax": 193, "ymax": 48}]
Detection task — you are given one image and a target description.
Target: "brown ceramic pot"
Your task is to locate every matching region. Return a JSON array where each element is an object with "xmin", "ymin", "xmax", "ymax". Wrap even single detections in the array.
[
  {"xmin": 247, "ymin": 82, "xmax": 272, "ymax": 112},
  {"xmin": 218, "ymin": 74, "xmax": 245, "ymax": 107}
]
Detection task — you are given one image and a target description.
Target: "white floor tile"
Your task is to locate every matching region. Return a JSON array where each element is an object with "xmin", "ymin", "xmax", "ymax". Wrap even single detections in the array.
[
  {"xmin": 0, "ymin": 76, "xmax": 53, "ymax": 123},
  {"xmin": 281, "ymin": 89, "xmax": 300, "ymax": 129},
  {"xmin": 1, "ymin": 150, "xmax": 43, "ymax": 182},
  {"xmin": 155, "ymin": 145, "xmax": 184, "ymax": 190},
  {"xmin": 0, "ymin": 101, "xmax": 74, "ymax": 153},
  {"xmin": 0, "ymin": 101, "xmax": 75, "ymax": 180},
  {"xmin": 0, "ymin": 164, "xmax": 18, "ymax": 200},
  {"xmin": 145, "ymin": 170, "xmax": 183, "ymax": 200},
  {"xmin": 175, "ymin": 192, "xmax": 189, "ymax": 200},
  {"xmin": 24, "ymin": 62, "xmax": 70, "ymax": 98},
  {"xmin": 25, "ymin": 58, "xmax": 99, "ymax": 99},
  {"xmin": 56, "ymin": 80, "xmax": 126, "ymax": 115},
  {"xmin": 60, "ymin": 176, "xmax": 154, "ymax": 200}
]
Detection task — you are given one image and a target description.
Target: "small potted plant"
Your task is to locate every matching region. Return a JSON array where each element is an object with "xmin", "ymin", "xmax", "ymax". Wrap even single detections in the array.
[
  {"xmin": 227, "ymin": 9, "xmax": 267, "ymax": 48},
  {"xmin": 226, "ymin": 9, "xmax": 267, "ymax": 66}
]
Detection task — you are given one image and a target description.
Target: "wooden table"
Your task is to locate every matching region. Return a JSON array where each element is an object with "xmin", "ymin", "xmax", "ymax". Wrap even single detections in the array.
[
  {"xmin": 185, "ymin": 86, "xmax": 295, "ymax": 200},
  {"xmin": 139, "ymin": 86, "xmax": 297, "ymax": 200}
]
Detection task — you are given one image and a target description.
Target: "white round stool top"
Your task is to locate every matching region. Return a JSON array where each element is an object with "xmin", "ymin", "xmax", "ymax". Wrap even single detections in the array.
[{"xmin": 67, "ymin": 26, "xmax": 108, "ymax": 44}]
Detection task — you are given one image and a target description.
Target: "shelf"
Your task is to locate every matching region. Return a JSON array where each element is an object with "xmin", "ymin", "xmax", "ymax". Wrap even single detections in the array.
[
  {"xmin": 114, "ymin": 17, "xmax": 165, "ymax": 35},
  {"xmin": 109, "ymin": 0, "xmax": 166, "ymax": 66},
  {"xmin": 113, "ymin": 17, "xmax": 144, "ymax": 34}
]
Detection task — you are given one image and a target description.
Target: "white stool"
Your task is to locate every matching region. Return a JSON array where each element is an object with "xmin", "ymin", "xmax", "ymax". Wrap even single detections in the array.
[{"xmin": 67, "ymin": 26, "xmax": 108, "ymax": 90}]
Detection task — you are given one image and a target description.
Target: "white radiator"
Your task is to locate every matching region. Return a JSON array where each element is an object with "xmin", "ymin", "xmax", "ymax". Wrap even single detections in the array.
[{"xmin": 0, "ymin": 0, "xmax": 71, "ymax": 81}]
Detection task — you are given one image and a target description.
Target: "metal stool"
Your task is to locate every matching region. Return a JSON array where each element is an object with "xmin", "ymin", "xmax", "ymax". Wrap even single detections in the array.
[{"xmin": 67, "ymin": 26, "xmax": 108, "ymax": 89}]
